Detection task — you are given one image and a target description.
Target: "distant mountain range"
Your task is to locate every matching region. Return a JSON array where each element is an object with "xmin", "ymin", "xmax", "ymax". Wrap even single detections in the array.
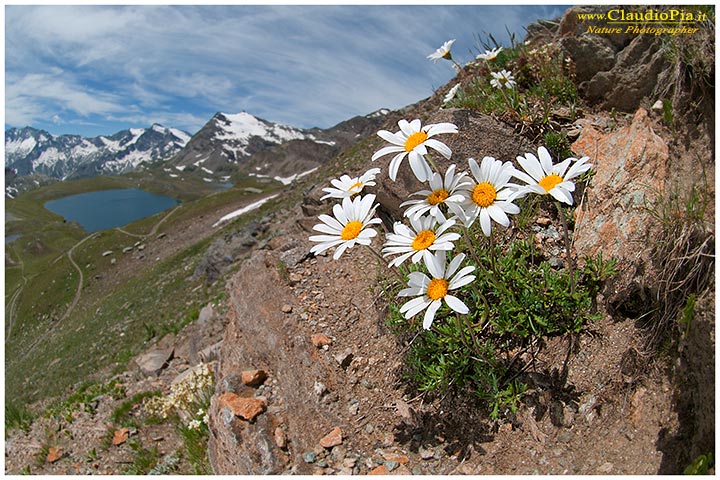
[
  {"xmin": 5, "ymin": 124, "xmax": 191, "ymax": 179},
  {"xmin": 5, "ymin": 109, "xmax": 390, "ymax": 197}
]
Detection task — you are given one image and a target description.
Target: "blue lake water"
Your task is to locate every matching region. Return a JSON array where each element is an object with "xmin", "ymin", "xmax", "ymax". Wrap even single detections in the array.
[
  {"xmin": 44, "ymin": 188, "xmax": 178, "ymax": 233},
  {"xmin": 5, "ymin": 234, "xmax": 22, "ymax": 244}
]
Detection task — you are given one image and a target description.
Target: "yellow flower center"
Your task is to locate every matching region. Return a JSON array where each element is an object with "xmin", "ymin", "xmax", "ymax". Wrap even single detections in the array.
[
  {"xmin": 427, "ymin": 189, "xmax": 449, "ymax": 205},
  {"xmin": 472, "ymin": 182, "xmax": 497, "ymax": 208},
  {"xmin": 404, "ymin": 132, "xmax": 428, "ymax": 152},
  {"xmin": 341, "ymin": 220, "xmax": 363, "ymax": 240},
  {"xmin": 411, "ymin": 230, "xmax": 436, "ymax": 251},
  {"xmin": 538, "ymin": 174, "xmax": 563, "ymax": 193},
  {"xmin": 427, "ymin": 278, "xmax": 449, "ymax": 300},
  {"xmin": 348, "ymin": 181, "xmax": 363, "ymax": 193}
]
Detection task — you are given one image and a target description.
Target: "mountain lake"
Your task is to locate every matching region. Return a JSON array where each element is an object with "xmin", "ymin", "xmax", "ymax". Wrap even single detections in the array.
[{"xmin": 44, "ymin": 188, "xmax": 179, "ymax": 233}]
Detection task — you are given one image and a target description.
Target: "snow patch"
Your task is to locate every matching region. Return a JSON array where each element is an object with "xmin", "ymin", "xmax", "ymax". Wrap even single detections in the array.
[
  {"xmin": 175, "ymin": 165, "xmax": 186, "ymax": 171},
  {"xmin": 212, "ymin": 194, "xmax": 280, "ymax": 228},
  {"xmin": 201, "ymin": 167, "xmax": 214, "ymax": 175},
  {"xmin": 273, "ymin": 167, "xmax": 318, "ymax": 186}
]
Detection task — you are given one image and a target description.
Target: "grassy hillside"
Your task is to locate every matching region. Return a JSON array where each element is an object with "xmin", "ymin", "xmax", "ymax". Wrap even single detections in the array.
[{"xmin": 5, "ymin": 171, "xmax": 283, "ymax": 405}]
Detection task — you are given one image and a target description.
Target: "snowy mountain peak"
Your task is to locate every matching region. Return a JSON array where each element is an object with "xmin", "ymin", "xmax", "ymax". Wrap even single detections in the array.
[
  {"xmin": 213, "ymin": 112, "xmax": 311, "ymax": 149},
  {"xmin": 5, "ymin": 124, "xmax": 192, "ymax": 181}
]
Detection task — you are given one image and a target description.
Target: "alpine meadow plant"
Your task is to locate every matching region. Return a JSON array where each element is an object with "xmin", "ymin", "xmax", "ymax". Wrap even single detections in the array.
[{"xmin": 309, "ymin": 102, "xmax": 612, "ymax": 418}]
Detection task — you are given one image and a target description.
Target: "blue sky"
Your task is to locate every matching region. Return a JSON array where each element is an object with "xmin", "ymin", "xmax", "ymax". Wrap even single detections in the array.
[{"xmin": 5, "ymin": 4, "xmax": 569, "ymax": 138}]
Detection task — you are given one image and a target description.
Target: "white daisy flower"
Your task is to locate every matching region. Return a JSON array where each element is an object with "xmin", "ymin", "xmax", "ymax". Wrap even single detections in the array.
[
  {"xmin": 398, "ymin": 251, "xmax": 476, "ymax": 330},
  {"xmin": 320, "ymin": 167, "xmax": 381, "ymax": 200},
  {"xmin": 309, "ymin": 194, "xmax": 381, "ymax": 260},
  {"xmin": 400, "ymin": 164, "xmax": 471, "ymax": 221},
  {"xmin": 490, "ymin": 69, "xmax": 517, "ymax": 89},
  {"xmin": 443, "ymin": 84, "xmax": 461, "ymax": 105},
  {"xmin": 512, "ymin": 146, "xmax": 592, "ymax": 205},
  {"xmin": 476, "ymin": 47, "xmax": 503, "ymax": 61},
  {"xmin": 452, "ymin": 156, "xmax": 520, "ymax": 236},
  {"xmin": 382, "ymin": 212, "xmax": 460, "ymax": 268},
  {"xmin": 427, "ymin": 39, "xmax": 456, "ymax": 63},
  {"xmin": 371, "ymin": 119, "xmax": 458, "ymax": 182}
]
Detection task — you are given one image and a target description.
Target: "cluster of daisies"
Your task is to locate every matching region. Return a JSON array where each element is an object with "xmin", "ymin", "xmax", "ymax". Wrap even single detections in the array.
[
  {"xmin": 431, "ymin": 40, "xmax": 517, "ymax": 106},
  {"xmin": 309, "ymin": 118, "xmax": 591, "ymax": 331}
]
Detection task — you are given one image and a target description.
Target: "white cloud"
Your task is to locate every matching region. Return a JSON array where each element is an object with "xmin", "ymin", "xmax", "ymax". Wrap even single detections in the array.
[{"xmin": 5, "ymin": 5, "xmax": 568, "ymax": 134}]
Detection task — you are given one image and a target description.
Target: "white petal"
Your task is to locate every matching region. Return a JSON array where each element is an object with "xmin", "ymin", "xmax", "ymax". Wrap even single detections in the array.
[
  {"xmin": 312, "ymin": 223, "xmax": 342, "ymax": 235},
  {"xmin": 444, "ymin": 295, "xmax": 469, "ymax": 315},
  {"xmin": 424, "ymin": 139, "xmax": 452, "ymax": 159},
  {"xmin": 377, "ymin": 129, "xmax": 403, "ymax": 145},
  {"xmin": 316, "ymin": 213, "xmax": 343, "ymax": 232},
  {"xmin": 449, "ymin": 270, "xmax": 476, "ymax": 290},
  {"xmin": 479, "ymin": 209, "xmax": 492, "ymax": 236},
  {"xmin": 468, "ymin": 158, "xmax": 481, "ymax": 182},
  {"xmin": 537, "ymin": 147, "xmax": 554, "ymax": 175},
  {"xmin": 423, "ymin": 300, "xmax": 442, "ymax": 329},
  {"xmin": 549, "ymin": 187, "xmax": 574, "ymax": 205},
  {"xmin": 446, "ymin": 252, "xmax": 466, "ymax": 277},
  {"xmin": 408, "ymin": 151, "xmax": 432, "ymax": 182},
  {"xmin": 425, "ymin": 122, "xmax": 458, "ymax": 136},
  {"xmin": 388, "ymin": 152, "xmax": 407, "ymax": 181},
  {"xmin": 516, "ymin": 154, "xmax": 544, "ymax": 182},
  {"xmin": 487, "ymin": 204, "xmax": 510, "ymax": 226},
  {"xmin": 425, "ymin": 251, "xmax": 445, "ymax": 279},
  {"xmin": 372, "ymin": 145, "xmax": 404, "ymax": 160}
]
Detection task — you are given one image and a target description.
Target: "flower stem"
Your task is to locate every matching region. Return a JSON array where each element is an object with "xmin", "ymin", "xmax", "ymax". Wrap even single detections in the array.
[
  {"xmin": 462, "ymin": 226, "xmax": 483, "ymax": 267},
  {"xmin": 554, "ymin": 201, "xmax": 576, "ymax": 295},
  {"xmin": 424, "ymin": 154, "xmax": 440, "ymax": 174}
]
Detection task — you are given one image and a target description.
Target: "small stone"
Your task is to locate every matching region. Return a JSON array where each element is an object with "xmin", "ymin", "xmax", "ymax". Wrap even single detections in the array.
[
  {"xmin": 220, "ymin": 407, "xmax": 235, "ymax": 425},
  {"xmin": 316, "ymin": 459, "xmax": 328, "ymax": 468},
  {"xmin": 303, "ymin": 452, "xmax": 317, "ymax": 464},
  {"xmin": 47, "ymin": 447, "xmax": 62, "ymax": 463},
  {"xmin": 288, "ymin": 272, "xmax": 302, "ymax": 284},
  {"xmin": 274, "ymin": 427, "xmax": 287, "ymax": 449},
  {"xmin": 365, "ymin": 423, "xmax": 374, "ymax": 434},
  {"xmin": 343, "ymin": 457, "xmax": 357, "ymax": 468},
  {"xmin": 394, "ymin": 464, "xmax": 412, "ymax": 475},
  {"xmin": 349, "ymin": 402, "xmax": 360, "ymax": 416},
  {"xmin": 241, "ymin": 369, "xmax": 268, "ymax": 387},
  {"xmin": 383, "ymin": 453, "xmax": 409, "ymax": 464},
  {"xmin": 112, "ymin": 428, "xmax": 130, "ymax": 446},
  {"xmin": 314, "ymin": 381, "xmax": 328, "ymax": 397},
  {"xmin": 558, "ymin": 431, "xmax": 573, "ymax": 443},
  {"xmin": 331, "ymin": 446, "xmax": 347, "ymax": 463},
  {"xmin": 651, "ymin": 99, "xmax": 664, "ymax": 110},
  {"xmin": 419, "ymin": 447, "xmax": 434, "ymax": 460},
  {"xmin": 335, "ymin": 349, "xmax": 354, "ymax": 369},
  {"xmin": 369, "ymin": 465, "xmax": 388, "ymax": 475},
  {"xmin": 311, "ymin": 333, "xmax": 333, "ymax": 347},
  {"xmin": 219, "ymin": 392, "xmax": 267, "ymax": 420},
  {"xmin": 319, "ymin": 427, "xmax": 343, "ymax": 448},
  {"xmin": 385, "ymin": 461, "xmax": 399, "ymax": 472},
  {"xmin": 597, "ymin": 462, "xmax": 614, "ymax": 473},
  {"xmin": 281, "ymin": 304, "xmax": 293, "ymax": 314},
  {"xmin": 548, "ymin": 257, "xmax": 565, "ymax": 269},
  {"xmin": 412, "ymin": 466, "xmax": 423, "ymax": 475},
  {"xmin": 536, "ymin": 216, "xmax": 552, "ymax": 226}
]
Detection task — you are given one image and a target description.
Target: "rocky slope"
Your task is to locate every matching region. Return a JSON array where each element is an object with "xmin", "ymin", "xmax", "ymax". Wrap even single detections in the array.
[
  {"xmin": 205, "ymin": 8, "xmax": 714, "ymax": 475},
  {"xmin": 4, "ymin": 6, "xmax": 714, "ymax": 476}
]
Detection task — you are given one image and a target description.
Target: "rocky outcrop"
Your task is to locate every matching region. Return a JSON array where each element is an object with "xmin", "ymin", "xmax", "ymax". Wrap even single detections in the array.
[
  {"xmin": 572, "ymin": 108, "xmax": 668, "ymax": 262},
  {"xmin": 207, "ymin": 250, "xmax": 337, "ymax": 474}
]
